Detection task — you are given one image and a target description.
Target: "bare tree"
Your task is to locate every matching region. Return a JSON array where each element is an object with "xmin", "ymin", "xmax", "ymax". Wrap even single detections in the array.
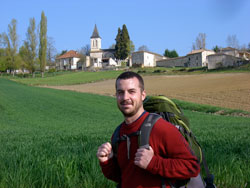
[
  {"xmin": 138, "ymin": 45, "xmax": 149, "ymax": 51},
  {"xmin": 195, "ymin": 33, "xmax": 206, "ymax": 50},
  {"xmin": 47, "ymin": 36, "xmax": 57, "ymax": 66},
  {"xmin": 109, "ymin": 44, "xmax": 116, "ymax": 49},
  {"xmin": 226, "ymin": 35, "xmax": 239, "ymax": 49},
  {"xmin": 78, "ymin": 44, "xmax": 90, "ymax": 70}
]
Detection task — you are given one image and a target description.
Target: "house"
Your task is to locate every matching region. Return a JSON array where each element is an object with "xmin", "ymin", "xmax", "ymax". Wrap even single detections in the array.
[
  {"xmin": 220, "ymin": 47, "xmax": 250, "ymax": 60},
  {"xmin": 186, "ymin": 49, "xmax": 215, "ymax": 67},
  {"xmin": 157, "ymin": 56, "xmax": 187, "ymax": 67},
  {"xmin": 207, "ymin": 53, "xmax": 242, "ymax": 69},
  {"xmin": 157, "ymin": 49, "xmax": 215, "ymax": 68},
  {"xmin": 56, "ymin": 50, "xmax": 81, "ymax": 70},
  {"xmin": 86, "ymin": 25, "xmax": 119, "ymax": 68},
  {"xmin": 131, "ymin": 51, "xmax": 165, "ymax": 67}
]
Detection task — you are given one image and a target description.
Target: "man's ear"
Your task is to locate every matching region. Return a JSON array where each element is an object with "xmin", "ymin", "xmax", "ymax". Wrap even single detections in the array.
[{"xmin": 141, "ymin": 90, "xmax": 146, "ymax": 101}]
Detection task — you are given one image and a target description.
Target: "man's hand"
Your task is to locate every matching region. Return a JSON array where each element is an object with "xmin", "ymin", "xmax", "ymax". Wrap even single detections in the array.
[
  {"xmin": 134, "ymin": 146, "xmax": 154, "ymax": 169},
  {"xmin": 97, "ymin": 142, "xmax": 113, "ymax": 163}
]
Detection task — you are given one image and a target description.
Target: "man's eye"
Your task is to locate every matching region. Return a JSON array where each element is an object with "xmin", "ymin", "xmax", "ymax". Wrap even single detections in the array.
[{"xmin": 117, "ymin": 91, "xmax": 123, "ymax": 95}]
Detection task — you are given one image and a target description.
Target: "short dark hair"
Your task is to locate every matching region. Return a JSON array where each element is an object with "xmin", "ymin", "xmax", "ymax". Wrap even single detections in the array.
[{"xmin": 115, "ymin": 71, "xmax": 144, "ymax": 91}]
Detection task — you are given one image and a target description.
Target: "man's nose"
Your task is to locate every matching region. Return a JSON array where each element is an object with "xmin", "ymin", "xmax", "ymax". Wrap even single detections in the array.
[{"xmin": 123, "ymin": 91, "xmax": 129, "ymax": 100}]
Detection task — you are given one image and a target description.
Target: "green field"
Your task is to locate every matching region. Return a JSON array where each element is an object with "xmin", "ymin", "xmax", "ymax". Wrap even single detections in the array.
[
  {"xmin": 0, "ymin": 78, "xmax": 250, "ymax": 188},
  {"xmin": 10, "ymin": 70, "xmax": 124, "ymax": 86}
]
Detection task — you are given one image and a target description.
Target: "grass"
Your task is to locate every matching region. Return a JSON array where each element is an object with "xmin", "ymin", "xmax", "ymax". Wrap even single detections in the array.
[
  {"xmin": 172, "ymin": 99, "xmax": 250, "ymax": 117},
  {"xmin": 0, "ymin": 78, "xmax": 250, "ymax": 187},
  {"xmin": 10, "ymin": 70, "xmax": 123, "ymax": 86}
]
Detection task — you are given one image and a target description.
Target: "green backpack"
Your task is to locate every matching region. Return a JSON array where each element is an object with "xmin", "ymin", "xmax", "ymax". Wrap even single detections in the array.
[
  {"xmin": 112, "ymin": 95, "xmax": 215, "ymax": 188},
  {"xmin": 143, "ymin": 95, "xmax": 203, "ymax": 162}
]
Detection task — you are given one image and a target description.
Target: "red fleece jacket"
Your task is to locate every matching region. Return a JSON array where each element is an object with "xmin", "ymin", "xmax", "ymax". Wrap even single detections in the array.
[{"xmin": 100, "ymin": 112, "xmax": 200, "ymax": 188}]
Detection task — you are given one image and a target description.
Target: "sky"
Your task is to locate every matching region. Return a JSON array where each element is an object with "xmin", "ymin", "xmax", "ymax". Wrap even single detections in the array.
[{"xmin": 1, "ymin": 0, "xmax": 250, "ymax": 56}]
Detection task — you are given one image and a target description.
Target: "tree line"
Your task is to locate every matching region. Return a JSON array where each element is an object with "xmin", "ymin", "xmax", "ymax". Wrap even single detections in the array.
[{"xmin": 0, "ymin": 11, "xmax": 55, "ymax": 77}]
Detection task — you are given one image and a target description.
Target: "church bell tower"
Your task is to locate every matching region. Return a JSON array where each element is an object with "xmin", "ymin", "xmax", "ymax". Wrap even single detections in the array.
[{"xmin": 90, "ymin": 24, "xmax": 102, "ymax": 51}]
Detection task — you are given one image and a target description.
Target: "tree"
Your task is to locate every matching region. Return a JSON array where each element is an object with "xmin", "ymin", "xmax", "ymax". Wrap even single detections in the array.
[
  {"xmin": 78, "ymin": 44, "xmax": 90, "ymax": 70},
  {"xmin": 81, "ymin": 44, "xmax": 90, "ymax": 56},
  {"xmin": 47, "ymin": 36, "xmax": 57, "ymax": 66},
  {"xmin": 213, "ymin": 45, "xmax": 220, "ymax": 53},
  {"xmin": 226, "ymin": 35, "xmax": 239, "ymax": 49},
  {"xmin": 115, "ymin": 27, "xmax": 122, "ymax": 59},
  {"xmin": 129, "ymin": 40, "xmax": 135, "ymax": 55},
  {"xmin": 115, "ymin": 24, "xmax": 131, "ymax": 60},
  {"xmin": 138, "ymin": 45, "xmax": 149, "ymax": 51},
  {"xmin": 193, "ymin": 33, "xmax": 206, "ymax": 50},
  {"xmin": 20, "ymin": 18, "xmax": 37, "ymax": 77},
  {"xmin": 0, "ymin": 48, "xmax": 7, "ymax": 74},
  {"xmin": 120, "ymin": 24, "xmax": 130, "ymax": 59},
  {"xmin": 109, "ymin": 43, "xmax": 116, "ymax": 49},
  {"xmin": 164, "ymin": 49, "xmax": 179, "ymax": 58},
  {"xmin": 39, "ymin": 11, "xmax": 47, "ymax": 78},
  {"xmin": 1, "ymin": 19, "xmax": 20, "ymax": 76}
]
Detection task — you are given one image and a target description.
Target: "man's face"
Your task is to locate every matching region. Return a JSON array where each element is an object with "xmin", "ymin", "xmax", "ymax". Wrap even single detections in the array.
[{"xmin": 116, "ymin": 77, "xmax": 146, "ymax": 118}]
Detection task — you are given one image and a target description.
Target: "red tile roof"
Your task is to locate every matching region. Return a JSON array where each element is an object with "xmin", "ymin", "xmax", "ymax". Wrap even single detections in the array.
[{"xmin": 56, "ymin": 50, "xmax": 81, "ymax": 59}]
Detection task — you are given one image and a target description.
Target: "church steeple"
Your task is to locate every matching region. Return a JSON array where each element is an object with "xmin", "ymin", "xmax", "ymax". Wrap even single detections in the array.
[
  {"xmin": 90, "ymin": 24, "xmax": 102, "ymax": 51},
  {"xmin": 91, "ymin": 24, "xmax": 101, "ymax": 39}
]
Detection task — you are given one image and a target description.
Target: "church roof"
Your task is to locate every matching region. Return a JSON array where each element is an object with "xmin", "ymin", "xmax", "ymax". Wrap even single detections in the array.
[{"xmin": 91, "ymin": 24, "xmax": 101, "ymax": 39}]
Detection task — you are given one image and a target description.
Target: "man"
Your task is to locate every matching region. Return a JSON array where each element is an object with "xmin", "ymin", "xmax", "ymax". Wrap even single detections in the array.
[{"xmin": 97, "ymin": 71, "xmax": 200, "ymax": 188}]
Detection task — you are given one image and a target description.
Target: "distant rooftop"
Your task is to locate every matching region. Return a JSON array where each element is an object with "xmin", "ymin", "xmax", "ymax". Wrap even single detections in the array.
[
  {"xmin": 187, "ymin": 49, "xmax": 214, "ymax": 55},
  {"xmin": 56, "ymin": 50, "xmax": 80, "ymax": 59}
]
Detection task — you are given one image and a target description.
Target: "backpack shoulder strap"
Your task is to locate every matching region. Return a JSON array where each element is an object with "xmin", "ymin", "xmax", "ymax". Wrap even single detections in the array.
[
  {"xmin": 139, "ymin": 113, "xmax": 161, "ymax": 149},
  {"xmin": 111, "ymin": 123, "xmax": 122, "ymax": 157}
]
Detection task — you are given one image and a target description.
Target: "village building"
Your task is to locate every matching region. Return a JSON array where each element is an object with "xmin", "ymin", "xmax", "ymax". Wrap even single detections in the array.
[
  {"xmin": 157, "ymin": 49, "xmax": 215, "ymax": 68},
  {"xmin": 220, "ymin": 47, "xmax": 250, "ymax": 60},
  {"xmin": 56, "ymin": 50, "xmax": 81, "ymax": 70},
  {"xmin": 131, "ymin": 51, "xmax": 165, "ymax": 67},
  {"xmin": 207, "ymin": 53, "xmax": 242, "ymax": 69}
]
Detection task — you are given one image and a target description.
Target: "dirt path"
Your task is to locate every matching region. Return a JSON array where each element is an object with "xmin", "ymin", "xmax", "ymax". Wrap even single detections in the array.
[{"xmin": 45, "ymin": 73, "xmax": 250, "ymax": 112}]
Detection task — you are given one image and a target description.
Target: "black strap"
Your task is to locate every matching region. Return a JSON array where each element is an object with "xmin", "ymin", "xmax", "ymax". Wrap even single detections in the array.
[
  {"xmin": 111, "ymin": 124, "xmax": 122, "ymax": 157},
  {"xmin": 139, "ymin": 113, "xmax": 161, "ymax": 148}
]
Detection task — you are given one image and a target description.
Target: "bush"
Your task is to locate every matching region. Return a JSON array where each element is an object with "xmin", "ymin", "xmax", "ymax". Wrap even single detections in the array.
[{"xmin": 48, "ymin": 68, "xmax": 56, "ymax": 73}]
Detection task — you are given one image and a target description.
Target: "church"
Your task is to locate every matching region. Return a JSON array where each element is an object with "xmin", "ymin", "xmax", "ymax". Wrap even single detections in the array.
[{"xmin": 86, "ymin": 24, "xmax": 120, "ymax": 68}]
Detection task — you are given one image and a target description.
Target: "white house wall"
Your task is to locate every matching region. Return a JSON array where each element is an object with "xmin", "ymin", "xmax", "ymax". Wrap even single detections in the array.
[
  {"xmin": 56, "ymin": 57, "xmax": 80, "ymax": 70},
  {"xmin": 202, "ymin": 51, "xmax": 215, "ymax": 67},
  {"xmin": 144, "ymin": 53, "xmax": 155, "ymax": 67}
]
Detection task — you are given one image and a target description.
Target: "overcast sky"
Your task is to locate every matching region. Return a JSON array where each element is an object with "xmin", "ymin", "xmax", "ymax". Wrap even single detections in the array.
[{"xmin": 1, "ymin": 0, "xmax": 250, "ymax": 56}]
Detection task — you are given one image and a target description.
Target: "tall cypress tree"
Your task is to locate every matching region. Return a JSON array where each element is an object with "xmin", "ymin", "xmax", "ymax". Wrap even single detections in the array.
[
  {"xmin": 120, "ymin": 24, "xmax": 130, "ymax": 60},
  {"xmin": 115, "ymin": 24, "xmax": 131, "ymax": 60},
  {"xmin": 115, "ymin": 27, "xmax": 122, "ymax": 59},
  {"xmin": 39, "ymin": 11, "xmax": 47, "ymax": 78}
]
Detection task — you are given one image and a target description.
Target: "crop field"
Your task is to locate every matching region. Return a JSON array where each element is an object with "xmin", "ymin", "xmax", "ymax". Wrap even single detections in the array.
[
  {"xmin": 45, "ymin": 72, "xmax": 250, "ymax": 112},
  {"xmin": 0, "ymin": 78, "xmax": 250, "ymax": 187}
]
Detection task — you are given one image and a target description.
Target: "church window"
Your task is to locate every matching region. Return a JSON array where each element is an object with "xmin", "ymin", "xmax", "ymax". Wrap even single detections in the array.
[{"xmin": 96, "ymin": 40, "xmax": 98, "ymax": 47}]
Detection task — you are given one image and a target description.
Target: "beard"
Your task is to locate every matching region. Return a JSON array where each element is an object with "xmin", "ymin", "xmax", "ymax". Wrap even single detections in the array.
[{"xmin": 117, "ymin": 100, "xmax": 143, "ymax": 117}]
